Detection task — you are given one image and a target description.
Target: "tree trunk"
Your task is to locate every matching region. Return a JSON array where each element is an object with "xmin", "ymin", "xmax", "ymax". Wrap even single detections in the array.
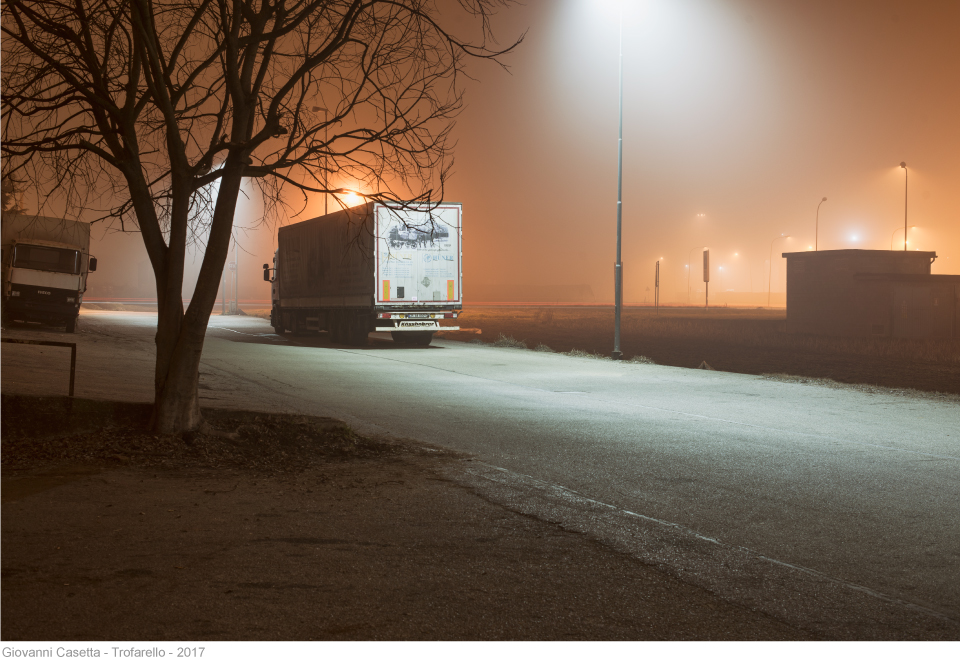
[
  {"xmin": 151, "ymin": 321, "xmax": 205, "ymax": 434},
  {"xmin": 149, "ymin": 166, "xmax": 245, "ymax": 435}
]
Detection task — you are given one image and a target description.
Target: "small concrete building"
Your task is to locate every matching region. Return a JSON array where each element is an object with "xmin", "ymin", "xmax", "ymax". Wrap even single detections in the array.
[{"xmin": 782, "ymin": 249, "xmax": 960, "ymax": 339}]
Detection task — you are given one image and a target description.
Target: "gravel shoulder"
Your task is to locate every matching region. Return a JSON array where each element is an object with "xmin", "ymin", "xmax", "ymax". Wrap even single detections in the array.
[{"xmin": 1, "ymin": 395, "xmax": 814, "ymax": 641}]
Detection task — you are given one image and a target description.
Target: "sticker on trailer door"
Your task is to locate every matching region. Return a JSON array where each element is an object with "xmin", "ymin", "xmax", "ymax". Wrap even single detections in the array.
[{"xmin": 376, "ymin": 205, "xmax": 460, "ymax": 304}]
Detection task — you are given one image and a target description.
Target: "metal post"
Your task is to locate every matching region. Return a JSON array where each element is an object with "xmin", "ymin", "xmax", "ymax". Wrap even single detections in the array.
[
  {"xmin": 703, "ymin": 249, "xmax": 710, "ymax": 309},
  {"xmin": 612, "ymin": 12, "xmax": 624, "ymax": 360},
  {"xmin": 815, "ymin": 197, "xmax": 827, "ymax": 251},
  {"xmin": 325, "ymin": 108, "xmax": 329, "ymax": 216},
  {"xmin": 1, "ymin": 338, "xmax": 76, "ymax": 396},
  {"xmin": 768, "ymin": 234, "xmax": 789, "ymax": 307},
  {"xmin": 234, "ymin": 233, "xmax": 239, "ymax": 313},
  {"xmin": 655, "ymin": 260, "xmax": 660, "ymax": 316},
  {"xmin": 68, "ymin": 343, "xmax": 76, "ymax": 396},
  {"xmin": 687, "ymin": 246, "xmax": 698, "ymax": 304},
  {"xmin": 901, "ymin": 162, "xmax": 908, "ymax": 251}
]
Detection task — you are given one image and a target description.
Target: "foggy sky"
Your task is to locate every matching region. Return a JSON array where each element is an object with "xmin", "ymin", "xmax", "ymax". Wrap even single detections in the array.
[{"xmin": 87, "ymin": 0, "xmax": 960, "ymax": 305}]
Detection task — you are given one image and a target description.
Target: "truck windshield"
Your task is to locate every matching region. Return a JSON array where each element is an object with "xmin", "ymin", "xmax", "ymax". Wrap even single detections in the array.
[{"xmin": 13, "ymin": 245, "xmax": 81, "ymax": 275}]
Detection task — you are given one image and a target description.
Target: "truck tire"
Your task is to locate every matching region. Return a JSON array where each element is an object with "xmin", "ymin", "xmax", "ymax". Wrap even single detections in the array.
[
  {"xmin": 65, "ymin": 317, "xmax": 77, "ymax": 334},
  {"xmin": 346, "ymin": 314, "xmax": 369, "ymax": 346},
  {"xmin": 329, "ymin": 313, "xmax": 344, "ymax": 344},
  {"xmin": 410, "ymin": 331, "xmax": 433, "ymax": 346},
  {"xmin": 391, "ymin": 331, "xmax": 409, "ymax": 344},
  {"xmin": 271, "ymin": 308, "xmax": 285, "ymax": 334}
]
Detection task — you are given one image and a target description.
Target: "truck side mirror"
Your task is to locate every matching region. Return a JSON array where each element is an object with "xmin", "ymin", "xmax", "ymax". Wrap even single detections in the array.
[
  {"xmin": 263, "ymin": 264, "xmax": 270, "ymax": 282},
  {"xmin": 89, "ymin": 256, "xmax": 98, "ymax": 272}
]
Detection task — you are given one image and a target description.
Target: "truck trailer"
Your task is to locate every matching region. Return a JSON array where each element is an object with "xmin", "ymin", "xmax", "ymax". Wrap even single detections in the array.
[
  {"xmin": 1, "ymin": 212, "xmax": 98, "ymax": 333},
  {"xmin": 265, "ymin": 201, "xmax": 461, "ymax": 346}
]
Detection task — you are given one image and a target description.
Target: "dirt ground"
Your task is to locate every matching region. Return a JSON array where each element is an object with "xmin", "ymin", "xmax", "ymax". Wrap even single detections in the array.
[
  {"xmin": 445, "ymin": 306, "xmax": 960, "ymax": 394},
  {"xmin": 1, "ymin": 394, "xmax": 816, "ymax": 641}
]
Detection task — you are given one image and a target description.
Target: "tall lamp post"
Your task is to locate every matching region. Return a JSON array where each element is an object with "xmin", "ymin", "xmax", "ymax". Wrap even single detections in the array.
[
  {"xmin": 891, "ymin": 225, "xmax": 916, "ymax": 251},
  {"xmin": 312, "ymin": 106, "xmax": 330, "ymax": 215},
  {"xmin": 815, "ymin": 197, "xmax": 827, "ymax": 250},
  {"xmin": 768, "ymin": 233, "xmax": 789, "ymax": 307},
  {"xmin": 611, "ymin": 13, "xmax": 624, "ymax": 360},
  {"xmin": 686, "ymin": 245, "xmax": 700, "ymax": 304},
  {"xmin": 900, "ymin": 162, "xmax": 908, "ymax": 251}
]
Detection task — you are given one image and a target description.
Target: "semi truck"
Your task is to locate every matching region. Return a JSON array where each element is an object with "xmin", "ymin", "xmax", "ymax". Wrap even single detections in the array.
[
  {"xmin": 264, "ymin": 201, "xmax": 461, "ymax": 346},
  {"xmin": 1, "ymin": 212, "xmax": 98, "ymax": 333}
]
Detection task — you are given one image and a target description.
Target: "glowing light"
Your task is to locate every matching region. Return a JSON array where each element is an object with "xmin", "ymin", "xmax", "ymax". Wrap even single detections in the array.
[{"xmin": 339, "ymin": 190, "xmax": 363, "ymax": 207}]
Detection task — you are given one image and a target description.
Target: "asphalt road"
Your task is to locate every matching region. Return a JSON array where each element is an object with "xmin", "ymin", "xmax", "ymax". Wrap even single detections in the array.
[{"xmin": 3, "ymin": 310, "xmax": 959, "ymax": 638}]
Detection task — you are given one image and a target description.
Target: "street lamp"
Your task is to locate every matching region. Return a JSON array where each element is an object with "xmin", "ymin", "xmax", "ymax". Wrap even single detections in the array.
[
  {"xmin": 686, "ymin": 245, "xmax": 701, "ymax": 304},
  {"xmin": 312, "ymin": 106, "xmax": 330, "ymax": 215},
  {"xmin": 612, "ymin": 12, "xmax": 624, "ymax": 360},
  {"xmin": 768, "ymin": 233, "xmax": 790, "ymax": 307},
  {"xmin": 891, "ymin": 225, "xmax": 917, "ymax": 251},
  {"xmin": 815, "ymin": 197, "xmax": 827, "ymax": 251},
  {"xmin": 900, "ymin": 162, "xmax": 908, "ymax": 251}
]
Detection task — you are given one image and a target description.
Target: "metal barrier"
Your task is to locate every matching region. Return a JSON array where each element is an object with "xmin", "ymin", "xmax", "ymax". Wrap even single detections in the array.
[{"xmin": 1, "ymin": 338, "xmax": 77, "ymax": 396}]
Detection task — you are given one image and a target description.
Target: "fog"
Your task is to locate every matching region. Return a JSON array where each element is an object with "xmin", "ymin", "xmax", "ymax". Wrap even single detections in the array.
[{"xmin": 85, "ymin": 0, "xmax": 960, "ymax": 306}]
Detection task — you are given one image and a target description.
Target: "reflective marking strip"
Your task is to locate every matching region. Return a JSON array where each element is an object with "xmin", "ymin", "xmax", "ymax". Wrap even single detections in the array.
[
  {"xmin": 447, "ymin": 280, "xmax": 454, "ymax": 300},
  {"xmin": 383, "ymin": 280, "xmax": 390, "ymax": 301}
]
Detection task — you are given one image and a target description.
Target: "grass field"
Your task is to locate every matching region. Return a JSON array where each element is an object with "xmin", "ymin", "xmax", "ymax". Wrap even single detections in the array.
[{"xmin": 447, "ymin": 306, "xmax": 960, "ymax": 394}]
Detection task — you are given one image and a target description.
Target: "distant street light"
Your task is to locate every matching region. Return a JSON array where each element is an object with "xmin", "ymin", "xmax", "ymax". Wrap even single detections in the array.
[
  {"xmin": 686, "ymin": 245, "xmax": 701, "ymax": 304},
  {"xmin": 900, "ymin": 162, "xmax": 908, "ymax": 251},
  {"xmin": 768, "ymin": 233, "xmax": 790, "ymax": 307},
  {"xmin": 891, "ymin": 225, "xmax": 917, "ymax": 251},
  {"xmin": 611, "ymin": 12, "xmax": 624, "ymax": 360},
  {"xmin": 815, "ymin": 197, "xmax": 827, "ymax": 251}
]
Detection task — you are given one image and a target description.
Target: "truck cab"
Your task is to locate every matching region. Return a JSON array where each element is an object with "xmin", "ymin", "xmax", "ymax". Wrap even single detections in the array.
[{"xmin": 2, "ymin": 238, "xmax": 96, "ymax": 333}]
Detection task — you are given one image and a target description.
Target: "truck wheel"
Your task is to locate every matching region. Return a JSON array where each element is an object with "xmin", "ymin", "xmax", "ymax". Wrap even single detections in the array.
[
  {"xmin": 346, "ymin": 315, "xmax": 369, "ymax": 346},
  {"xmin": 329, "ymin": 313, "xmax": 344, "ymax": 343},
  {"xmin": 271, "ymin": 308, "xmax": 285, "ymax": 334},
  {"xmin": 410, "ymin": 331, "xmax": 433, "ymax": 346},
  {"xmin": 65, "ymin": 317, "xmax": 77, "ymax": 334},
  {"xmin": 391, "ymin": 332, "xmax": 409, "ymax": 344}
]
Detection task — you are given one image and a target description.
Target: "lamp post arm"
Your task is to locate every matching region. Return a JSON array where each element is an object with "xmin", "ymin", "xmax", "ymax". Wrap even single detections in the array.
[{"xmin": 815, "ymin": 197, "xmax": 826, "ymax": 251}]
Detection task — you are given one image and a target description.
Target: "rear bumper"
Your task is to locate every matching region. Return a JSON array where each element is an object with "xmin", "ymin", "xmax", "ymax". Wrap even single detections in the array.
[{"xmin": 374, "ymin": 320, "xmax": 459, "ymax": 332}]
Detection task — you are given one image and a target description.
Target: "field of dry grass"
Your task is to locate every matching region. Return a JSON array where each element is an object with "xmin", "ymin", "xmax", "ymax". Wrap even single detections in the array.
[{"xmin": 447, "ymin": 306, "xmax": 960, "ymax": 394}]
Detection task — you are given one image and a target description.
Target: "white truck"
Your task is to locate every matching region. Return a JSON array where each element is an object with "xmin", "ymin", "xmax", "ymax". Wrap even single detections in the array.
[
  {"xmin": 1, "ymin": 213, "xmax": 98, "ymax": 333},
  {"xmin": 264, "ymin": 201, "xmax": 461, "ymax": 345}
]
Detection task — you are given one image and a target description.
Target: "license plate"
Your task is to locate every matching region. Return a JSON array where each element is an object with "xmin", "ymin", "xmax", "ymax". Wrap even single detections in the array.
[{"xmin": 398, "ymin": 321, "xmax": 439, "ymax": 328}]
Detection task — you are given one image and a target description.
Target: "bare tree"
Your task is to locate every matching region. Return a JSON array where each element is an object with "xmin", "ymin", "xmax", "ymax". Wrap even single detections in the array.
[{"xmin": 2, "ymin": 0, "xmax": 520, "ymax": 433}]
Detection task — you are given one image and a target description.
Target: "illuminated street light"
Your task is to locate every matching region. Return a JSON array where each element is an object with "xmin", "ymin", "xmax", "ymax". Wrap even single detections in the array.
[
  {"xmin": 900, "ymin": 162, "xmax": 908, "ymax": 251},
  {"xmin": 768, "ymin": 233, "xmax": 790, "ymax": 307},
  {"xmin": 891, "ymin": 225, "xmax": 917, "ymax": 251},
  {"xmin": 612, "ymin": 11, "xmax": 625, "ymax": 360},
  {"xmin": 815, "ymin": 197, "xmax": 827, "ymax": 251}
]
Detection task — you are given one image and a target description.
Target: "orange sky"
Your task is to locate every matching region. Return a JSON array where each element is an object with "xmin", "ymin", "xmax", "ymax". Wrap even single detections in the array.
[{"xmin": 87, "ymin": 0, "xmax": 960, "ymax": 305}]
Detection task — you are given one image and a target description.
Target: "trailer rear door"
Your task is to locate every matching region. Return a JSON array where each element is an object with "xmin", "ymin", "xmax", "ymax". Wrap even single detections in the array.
[{"xmin": 375, "ymin": 203, "xmax": 461, "ymax": 305}]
